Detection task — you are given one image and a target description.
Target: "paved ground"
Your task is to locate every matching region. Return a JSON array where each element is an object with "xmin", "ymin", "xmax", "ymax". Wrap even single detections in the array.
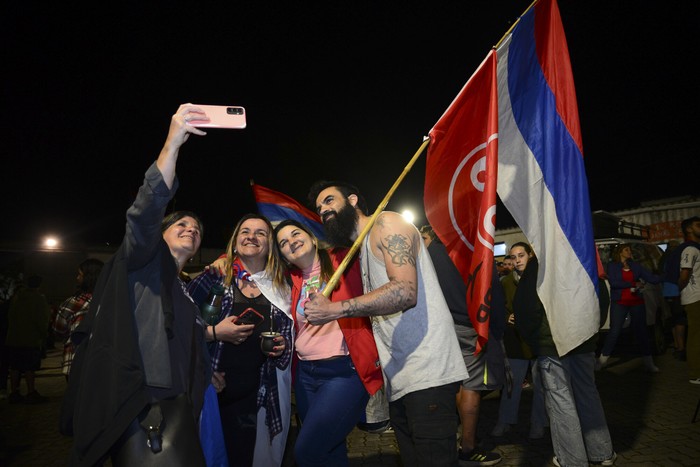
[{"xmin": 1, "ymin": 345, "xmax": 699, "ymax": 466}]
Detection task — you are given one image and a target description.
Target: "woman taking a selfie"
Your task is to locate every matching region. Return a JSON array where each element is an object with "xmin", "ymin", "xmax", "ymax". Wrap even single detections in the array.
[{"xmin": 61, "ymin": 104, "xmax": 213, "ymax": 466}]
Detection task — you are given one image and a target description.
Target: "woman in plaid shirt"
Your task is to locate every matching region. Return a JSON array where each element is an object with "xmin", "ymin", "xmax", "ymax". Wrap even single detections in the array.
[{"xmin": 52, "ymin": 258, "xmax": 103, "ymax": 380}]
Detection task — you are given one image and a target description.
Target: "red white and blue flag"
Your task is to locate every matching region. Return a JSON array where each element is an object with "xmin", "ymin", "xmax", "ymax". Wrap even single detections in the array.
[
  {"xmin": 497, "ymin": 0, "xmax": 598, "ymax": 355},
  {"xmin": 424, "ymin": 51, "xmax": 498, "ymax": 355},
  {"xmin": 425, "ymin": 0, "xmax": 598, "ymax": 355},
  {"xmin": 252, "ymin": 183, "xmax": 327, "ymax": 242}
]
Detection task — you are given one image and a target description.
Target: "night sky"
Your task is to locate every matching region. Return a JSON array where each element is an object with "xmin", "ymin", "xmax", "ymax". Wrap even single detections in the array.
[{"xmin": 2, "ymin": 1, "xmax": 697, "ymax": 249}]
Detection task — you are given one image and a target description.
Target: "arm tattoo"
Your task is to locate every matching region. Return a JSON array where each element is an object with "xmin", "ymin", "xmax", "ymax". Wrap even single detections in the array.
[
  {"xmin": 340, "ymin": 299, "xmax": 357, "ymax": 317},
  {"xmin": 382, "ymin": 234, "xmax": 416, "ymax": 267},
  {"xmin": 339, "ymin": 279, "xmax": 417, "ymax": 317}
]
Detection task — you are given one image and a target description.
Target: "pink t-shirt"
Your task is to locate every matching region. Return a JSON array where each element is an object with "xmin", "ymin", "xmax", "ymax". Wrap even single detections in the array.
[{"xmin": 295, "ymin": 262, "xmax": 348, "ymax": 360}]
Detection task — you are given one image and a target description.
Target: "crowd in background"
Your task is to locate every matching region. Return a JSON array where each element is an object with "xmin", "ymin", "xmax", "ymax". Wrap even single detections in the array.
[{"xmin": 1, "ymin": 105, "xmax": 697, "ymax": 467}]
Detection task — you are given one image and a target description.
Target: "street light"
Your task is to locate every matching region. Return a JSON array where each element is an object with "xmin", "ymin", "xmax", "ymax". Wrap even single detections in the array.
[{"xmin": 44, "ymin": 236, "xmax": 59, "ymax": 249}]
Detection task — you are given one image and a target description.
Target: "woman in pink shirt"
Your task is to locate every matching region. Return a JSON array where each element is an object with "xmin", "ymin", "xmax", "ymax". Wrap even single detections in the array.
[{"xmin": 273, "ymin": 219, "xmax": 383, "ymax": 467}]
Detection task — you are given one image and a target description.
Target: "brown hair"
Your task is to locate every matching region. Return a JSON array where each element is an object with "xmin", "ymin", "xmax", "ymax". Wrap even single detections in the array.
[
  {"xmin": 611, "ymin": 243, "xmax": 631, "ymax": 263},
  {"xmin": 161, "ymin": 211, "xmax": 204, "ymax": 237},
  {"xmin": 78, "ymin": 258, "xmax": 104, "ymax": 293},
  {"xmin": 273, "ymin": 219, "xmax": 334, "ymax": 282}
]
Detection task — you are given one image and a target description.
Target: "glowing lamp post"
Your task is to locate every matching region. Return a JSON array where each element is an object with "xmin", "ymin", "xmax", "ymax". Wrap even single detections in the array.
[
  {"xmin": 401, "ymin": 209, "xmax": 415, "ymax": 225},
  {"xmin": 43, "ymin": 237, "xmax": 60, "ymax": 250}
]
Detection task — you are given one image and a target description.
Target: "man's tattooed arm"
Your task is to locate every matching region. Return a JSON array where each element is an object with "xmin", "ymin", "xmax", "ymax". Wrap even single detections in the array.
[
  {"xmin": 338, "ymin": 219, "xmax": 420, "ymax": 317},
  {"xmin": 339, "ymin": 278, "xmax": 417, "ymax": 317},
  {"xmin": 383, "ymin": 233, "xmax": 417, "ymax": 267}
]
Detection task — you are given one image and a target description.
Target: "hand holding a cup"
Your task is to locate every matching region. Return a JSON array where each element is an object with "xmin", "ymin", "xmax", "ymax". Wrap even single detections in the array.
[{"xmin": 260, "ymin": 332, "xmax": 285, "ymax": 357}]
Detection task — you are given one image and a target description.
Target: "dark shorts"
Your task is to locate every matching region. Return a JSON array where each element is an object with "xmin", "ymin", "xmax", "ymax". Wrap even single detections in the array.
[
  {"xmin": 5, "ymin": 346, "xmax": 42, "ymax": 371},
  {"xmin": 455, "ymin": 324, "xmax": 504, "ymax": 391},
  {"xmin": 666, "ymin": 297, "xmax": 687, "ymax": 326}
]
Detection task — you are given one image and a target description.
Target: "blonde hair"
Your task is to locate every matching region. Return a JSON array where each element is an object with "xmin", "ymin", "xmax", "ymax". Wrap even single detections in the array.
[{"xmin": 223, "ymin": 214, "xmax": 286, "ymax": 290}]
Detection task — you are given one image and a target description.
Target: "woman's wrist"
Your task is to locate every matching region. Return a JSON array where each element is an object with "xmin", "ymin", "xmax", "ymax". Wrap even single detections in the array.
[{"xmin": 210, "ymin": 324, "xmax": 218, "ymax": 342}]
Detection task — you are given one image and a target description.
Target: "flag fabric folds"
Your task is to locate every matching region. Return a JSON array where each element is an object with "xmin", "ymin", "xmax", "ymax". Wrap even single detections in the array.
[
  {"xmin": 252, "ymin": 183, "xmax": 327, "ymax": 242},
  {"xmin": 424, "ymin": 0, "xmax": 598, "ymax": 356},
  {"xmin": 424, "ymin": 50, "xmax": 499, "ymax": 355},
  {"xmin": 496, "ymin": 0, "xmax": 598, "ymax": 355}
]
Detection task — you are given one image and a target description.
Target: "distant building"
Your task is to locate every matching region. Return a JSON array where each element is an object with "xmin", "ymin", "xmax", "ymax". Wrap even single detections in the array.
[
  {"xmin": 494, "ymin": 196, "xmax": 700, "ymax": 257},
  {"xmin": 605, "ymin": 196, "xmax": 700, "ymax": 243}
]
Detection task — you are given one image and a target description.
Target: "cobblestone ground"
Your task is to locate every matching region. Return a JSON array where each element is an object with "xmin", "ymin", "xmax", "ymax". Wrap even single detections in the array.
[{"xmin": 2, "ymin": 346, "xmax": 699, "ymax": 466}]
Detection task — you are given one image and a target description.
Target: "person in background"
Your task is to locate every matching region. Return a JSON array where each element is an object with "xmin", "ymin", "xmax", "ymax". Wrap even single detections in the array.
[
  {"xmin": 420, "ymin": 225, "xmax": 503, "ymax": 466},
  {"xmin": 5, "ymin": 274, "xmax": 50, "ymax": 404},
  {"xmin": 677, "ymin": 216, "xmax": 700, "ymax": 385},
  {"xmin": 492, "ymin": 243, "xmax": 547, "ymax": 440},
  {"xmin": 512, "ymin": 245, "xmax": 616, "ymax": 467},
  {"xmin": 496, "ymin": 262, "xmax": 507, "ymax": 277},
  {"xmin": 273, "ymin": 219, "xmax": 383, "ymax": 466},
  {"xmin": 53, "ymin": 258, "xmax": 104, "ymax": 381},
  {"xmin": 0, "ymin": 273, "xmax": 19, "ymax": 400},
  {"xmin": 597, "ymin": 244, "xmax": 661, "ymax": 372},
  {"xmin": 187, "ymin": 213, "xmax": 293, "ymax": 467},
  {"xmin": 502, "ymin": 256, "xmax": 515, "ymax": 277},
  {"xmin": 305, "ymin": 180, "xmax": 468, "ymax": 467},
  {"xmin": 60, "ymin": 104, "xmax": 214, "ymax": 466},
  {"xmin": 659, "ymin": 240, "xmax": 686, "ymax": 361}
]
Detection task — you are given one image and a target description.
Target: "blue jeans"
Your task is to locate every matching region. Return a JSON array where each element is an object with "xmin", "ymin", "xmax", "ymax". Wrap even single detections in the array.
[
  {"xmin": 496, "ymin": 358, "xmax": 547, "ymax": 428},
  {"xmin": 294, "ymin": 356, "xmax": 369, "ymax": 467},
  {"xmin": 601, "ymin": 301, "xmax": 651, "ymax": 356},
  {"xmin": 538, "ymin": 353, "xmax": 614, "ymax": 466},
  {"xmin": 389, "ymin": 382, "xmax": 460, "ymax": 467}
]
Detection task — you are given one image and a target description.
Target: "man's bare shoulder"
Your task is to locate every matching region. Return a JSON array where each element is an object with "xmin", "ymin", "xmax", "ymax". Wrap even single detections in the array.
[{"xmin": 372, "ymin": 211, "xmax": 414, "ymax": 234}]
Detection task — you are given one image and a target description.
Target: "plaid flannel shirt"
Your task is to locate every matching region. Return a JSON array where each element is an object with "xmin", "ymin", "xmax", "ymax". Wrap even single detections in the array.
[
  {"xmin": 187, "ymin": 268, "xmax": 293, "ymax": 440},
  {"xmin": 53, "ymin": 292, "xmax": 92, "ymax": 376}
]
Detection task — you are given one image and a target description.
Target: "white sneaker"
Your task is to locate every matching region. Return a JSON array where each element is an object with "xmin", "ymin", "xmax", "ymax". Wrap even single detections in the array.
[
  {"xmin": 595, "ymin": 355, "xmax": 609, "ymax": 371},
  {"xmin": 642, "ymin": 356, "xmax": 659, "ymax": 373},
  {"xmin": 690, "ymin": 378, "xmax": 700, "ymax": 385},
  {"xmin": 598, "ymin": 451, "xmax": 617, "ymax": 466}
]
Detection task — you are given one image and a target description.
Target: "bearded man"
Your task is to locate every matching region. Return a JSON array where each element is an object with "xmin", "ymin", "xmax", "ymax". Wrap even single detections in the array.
[{"xmin": 304, "ymin": 180, "xmax": 469, "ymax": 467}]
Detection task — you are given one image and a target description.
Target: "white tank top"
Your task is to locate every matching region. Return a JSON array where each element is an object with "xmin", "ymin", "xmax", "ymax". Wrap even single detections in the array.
[{"xmin": 361, "ymin": 227, "xmax": 468, "ymax": 401}]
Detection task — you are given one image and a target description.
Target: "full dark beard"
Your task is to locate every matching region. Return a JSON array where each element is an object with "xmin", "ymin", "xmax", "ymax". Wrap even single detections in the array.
[{"xmin": 323, "ymin": 203, "xmax": 358, "ymax": 247}]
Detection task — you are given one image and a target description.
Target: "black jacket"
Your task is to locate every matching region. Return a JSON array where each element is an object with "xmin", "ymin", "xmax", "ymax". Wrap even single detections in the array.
[{"xmin": 60, "ymin": 163, "xmax": 210, "ymax": 466}]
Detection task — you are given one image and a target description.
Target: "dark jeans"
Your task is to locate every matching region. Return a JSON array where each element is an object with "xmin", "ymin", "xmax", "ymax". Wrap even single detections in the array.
[
  {"xmin": 389, "ymin": 382, "xmax": 460, "ymax": 467},
  {"xmin": 294, "ymin": 356, "xmax": 369, "ymax": 467},
  {"xmin": 218, "ymin": 389, "xmax": 258, "ymax": 467},
  {"xmin": 601, "ymin": 301, "xmax": 651, "ymax": 357}
]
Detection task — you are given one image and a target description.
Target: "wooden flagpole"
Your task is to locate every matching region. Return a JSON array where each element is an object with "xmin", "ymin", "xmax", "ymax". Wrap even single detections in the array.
[
  {"xmin": 322, "ymin": 137, "xmax": 431, "ymax": 297},
  {"xmin": 495, "ymin": 0, "xmax": 537, "ymax": 49}
]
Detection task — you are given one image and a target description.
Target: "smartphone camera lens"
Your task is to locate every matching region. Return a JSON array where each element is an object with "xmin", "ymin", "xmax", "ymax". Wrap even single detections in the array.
[{"xmin": 227, "ymin": 107, "xmax": 243, "ymax": 115}]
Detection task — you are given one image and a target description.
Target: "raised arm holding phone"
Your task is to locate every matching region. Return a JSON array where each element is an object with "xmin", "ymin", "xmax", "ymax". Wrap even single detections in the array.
[{"xmin": 61, "ymin": 104, "xmax": 219, "ymax": 467}]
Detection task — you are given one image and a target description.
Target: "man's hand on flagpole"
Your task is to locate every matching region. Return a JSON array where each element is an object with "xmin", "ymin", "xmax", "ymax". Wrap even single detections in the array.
[{"xmin": 304, "ymin": 292, "xmax": 343, "ymax": 325}]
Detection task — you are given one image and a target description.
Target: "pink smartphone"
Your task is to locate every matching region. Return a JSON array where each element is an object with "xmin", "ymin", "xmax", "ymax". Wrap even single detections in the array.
[{"xmin": 189, "ymin": 104, "xmax": 247, "ymax": 129}]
